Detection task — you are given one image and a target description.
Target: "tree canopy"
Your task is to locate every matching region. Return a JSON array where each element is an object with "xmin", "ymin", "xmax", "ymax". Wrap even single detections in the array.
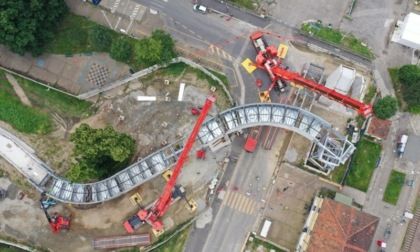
[
  {"xmin": 66, "ymin": 124, "xmax": 136, "ymax": 182},
  {"xmin": 88, "ymin": 25, "xmax": 113, "ymax": 52},
  {"xmin": 0, "ymin": 0, "xmax": 68, "ymax": 56},
  {"xmin": 134, "ymin": 29, "xmax": 177, "ymax": 66},
  {"xmin": 135, "ymin": 37, "xmax": 162, "ymax": 66},
  {"xmin": 151, "ymin": 29, "xmax": 177, "ymax": 64},
  {"xmin": 373, "ymin": 96, "xmax": 398, "ymax": 119},
  {"xmin": 398, "ymin": 65, "xmax": 420, "ymax": 110},
  {"xmin": 399, "ymin": 64, "xmax": 420, "ymax": 86},
  {"xmin": 110, "ymin": 38, "xmax": 132, "ymax": 62}
]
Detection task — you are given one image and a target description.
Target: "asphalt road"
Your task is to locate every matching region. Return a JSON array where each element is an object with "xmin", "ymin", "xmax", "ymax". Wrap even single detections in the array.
[{"xmin": 184, "ymin": 129, "xmax": 280, "ymax": 252}]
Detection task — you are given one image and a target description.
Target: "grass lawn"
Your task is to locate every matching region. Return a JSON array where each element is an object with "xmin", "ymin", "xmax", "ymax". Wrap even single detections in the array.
[
  {"xmin": 363, "ymin": 85, "xmax": 377, "ymax": 104},
  {"xmin": 388, "ymin": 68, "xmax": 403, "ymax": 109},
  {"xmin": 44, "ymin": 13, "xmax": 95, "ymax": 54},
  {"xmin": 331, "ymin": 162, "xmax": 347, "ymax": 184},
  {"xmin": 346, "ymin": 139, "xmax": 382, "ymax": 192},
  {"xmin": 245, "ymin": 234, "xmax": 287, "ymax": 252},
  {"xmin": 301, "ymin": 23, "xmax": 373, "ymax": 59},
  {"xmin": 14, "ymin": 75, "xmax": 93, "ymax": 118},
  {"xmin": 383, "ymin": 170, "xmax": 406, "ymax": 205},
  {"xmin": 44, "ymin": 13, "xmax": 142, "ymax": 69},
  {"xmin": 0, "ymin": 83, "xmax": 52, "ymax": 134},
  {"xmin": 0, "ymin": 244, "xmax": 26, "ymax": 252},
  {"xmin": 229, "ymin": 0, "xmax": 255, "ymax": 10}
]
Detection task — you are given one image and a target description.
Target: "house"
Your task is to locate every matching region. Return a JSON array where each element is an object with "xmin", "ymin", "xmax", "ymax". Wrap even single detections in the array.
[
  {"xmin": 366, "ymin": 116, "xmax": 392, "ymax": 141},
  {"xmin": 297, "ymin": 197, "xmax": 379, "ymax": 252}
]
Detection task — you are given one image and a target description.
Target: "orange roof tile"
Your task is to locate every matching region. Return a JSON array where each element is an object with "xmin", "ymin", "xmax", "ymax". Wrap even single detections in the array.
[
  {"xmin": 366, "ymin": 116, "xmax": 392, "ymax": 140},
  {"xmin": 307, "ymin": 198, "xmax": 379, "ymax": 252}
]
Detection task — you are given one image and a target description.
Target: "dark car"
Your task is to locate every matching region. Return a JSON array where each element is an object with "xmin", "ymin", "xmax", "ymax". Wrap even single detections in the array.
[{"xmin": 92, "ymin": 0, "xmax": 101, "ymax": 5}]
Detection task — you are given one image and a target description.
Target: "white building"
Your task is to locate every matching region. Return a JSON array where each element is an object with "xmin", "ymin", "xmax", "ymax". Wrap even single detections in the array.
[{"xmin": 392, "ymin": 12, "xmax": 420, "ymax": 50}]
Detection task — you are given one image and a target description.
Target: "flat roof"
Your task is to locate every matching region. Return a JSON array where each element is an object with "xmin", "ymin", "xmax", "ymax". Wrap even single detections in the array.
[{"xmin": 402, "ymin": 13, "xmax": 420, "ymax": 46}]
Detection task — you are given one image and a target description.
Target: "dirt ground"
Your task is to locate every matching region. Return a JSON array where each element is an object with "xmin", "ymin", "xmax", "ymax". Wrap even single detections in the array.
[{"xmin": 0, "ymin": 59, "xmax": 231, "ymax": 251}]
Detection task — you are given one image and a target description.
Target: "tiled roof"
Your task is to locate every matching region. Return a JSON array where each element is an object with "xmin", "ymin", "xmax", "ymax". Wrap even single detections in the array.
[
  {"xmin": 307, "ymin": 198, "xmax": 379, "ymax": 252},
  {"xmin": 366, "ymin": 116, "xmax": 392, "ymax": 140}
]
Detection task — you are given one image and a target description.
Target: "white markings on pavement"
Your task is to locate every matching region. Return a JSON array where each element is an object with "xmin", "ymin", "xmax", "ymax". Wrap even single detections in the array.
[
  {"xmin": 222, "ymin": 190, "xmax": 258, "ymax": 215},
  {"xmin": 209, "ymin": 45, "xmax": 233, "ymax": 61},
  {"xmin": 114, "ymin": 17, "xmax": 121, "ymax": 30},
  {"xmin": 111, "ymin": 0, "xmax": 121, "ymax": 14},
  {"xmin": 100, "ymin": 10, "xmax": 113, "ymax": 29},
  {"xmin": 130, "ymin": 4, "xmax": 141, "ymax": 20}
]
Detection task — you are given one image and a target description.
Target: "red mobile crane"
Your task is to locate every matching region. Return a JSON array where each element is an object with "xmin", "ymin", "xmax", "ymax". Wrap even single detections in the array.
[
  {"xmin": 249, "ymin": 31, "xmax": 373, "ymax": 118},
  {"xmin": 40, "ymin": 192, "xmax": 71, "ymax": 234},
  {"xmin": 124, "ymin": 95, "xmax": 216, "ymax": 232}
]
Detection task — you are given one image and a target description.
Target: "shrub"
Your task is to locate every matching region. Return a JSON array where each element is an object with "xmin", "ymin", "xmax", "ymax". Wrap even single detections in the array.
[
  {"xmin": 398, "ymin": 64, "xmax": 420, "ymax": 86},
  {"xmin": 110, "ymin": 38, "xmax": 132, "ymax": 62},
  {"xmin": 373, "ymin": 96, "xmax": 398, "ymax": 119},
  {"xmin": 88, "ymin": 25, "xmax": 112, "ymax": 52}
]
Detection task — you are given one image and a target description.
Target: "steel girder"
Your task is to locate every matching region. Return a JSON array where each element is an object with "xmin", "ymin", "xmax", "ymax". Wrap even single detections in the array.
[{"xmin": 4, "ymin": 103, "xmax": 354, "ymax": 204}]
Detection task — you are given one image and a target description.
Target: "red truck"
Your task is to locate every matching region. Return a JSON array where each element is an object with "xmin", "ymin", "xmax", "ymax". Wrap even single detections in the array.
[{"xmin": 244, "ymin": 127, "xmax": 262, "ymax": 153}]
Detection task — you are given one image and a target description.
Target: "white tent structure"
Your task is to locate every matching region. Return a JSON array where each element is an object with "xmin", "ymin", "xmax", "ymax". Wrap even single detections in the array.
[
  {"xmin": 319, "ymin": 64, "xmax": 355, "ymax": 106},
  {"xmin": 392, "ymin": 12, "xmax": 420, "ymax": 50}
]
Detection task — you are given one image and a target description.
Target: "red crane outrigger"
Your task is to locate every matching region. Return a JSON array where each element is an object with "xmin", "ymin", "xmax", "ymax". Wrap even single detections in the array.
[
  {"xmin": 127, "ymin": 95, "xmax": 216, "ymax": 232},
  {"xmin": 249, "ymin": 31, "xmax": 373, "ymax": 118}
]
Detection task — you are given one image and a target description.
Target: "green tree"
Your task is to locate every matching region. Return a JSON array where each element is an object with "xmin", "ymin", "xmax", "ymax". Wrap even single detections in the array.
[
  {"xmin": 135, "ymin": 38, "xmax": 162, "ymax": 66},
  {"xmin": 67, "ymin": 124, "xmax": 136, "ymax": 182},
  {"xmin": 88, "ymin": 25, "xmax": 113, "ymax": 52},
  {"xmin": 402, "ymin": 82, "xmax": 420, "ymax": 106},
  {"xmin": 373, "ymin": 96, "xmax": 398, "ymax": 119},
  {"xmin": 110, "ymin": 38, "xmax": 132, "ymax": 62},
  {"xmin": 151, "ymin": 29, "xmax": 177, "ymax": 64},
  {"xmin": 0, "ymin": 0, "xmax": 68, "ymax": 56},
  {"xmin": 398, "ymin": 64, "xmax": 420, "ymax": 86}
]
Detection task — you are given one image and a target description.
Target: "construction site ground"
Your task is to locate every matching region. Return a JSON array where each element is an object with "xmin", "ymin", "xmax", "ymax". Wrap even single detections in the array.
[
  {"xmin": 0, "ymin": 2, "xmax": 377, "ymax": 251},
  {"xmin": 0, "ymin": 59, "xmax": 231, "ymax": 251}
]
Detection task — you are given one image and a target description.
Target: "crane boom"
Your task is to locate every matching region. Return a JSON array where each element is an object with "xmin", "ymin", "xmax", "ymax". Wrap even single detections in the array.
[
  {"xmin": 249, "ymin": 31, "xmax": 373, "ymax": 118},
  {"xmin": 138, "ymin": 95, "xmax": 216, "ymax": 231},
  {"xmin": 270, "ymin": 67, "xmax": 373, "ymax": 117}
]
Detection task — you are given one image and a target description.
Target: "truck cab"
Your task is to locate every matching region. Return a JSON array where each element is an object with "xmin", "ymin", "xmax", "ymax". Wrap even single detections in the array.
[{"xmin": 250, "ymin": 31, "xmax": 268, "ymax": 53}]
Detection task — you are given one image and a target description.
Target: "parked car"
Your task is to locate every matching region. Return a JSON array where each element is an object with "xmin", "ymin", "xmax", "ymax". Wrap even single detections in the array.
[
  {"xmin": 406, "ymin": 179, "xmax": 414, "ymax": 187},
  {"xmin": 193, "ymin": 4, "xmax": 207, "ymax": 14},
  {"xmin": 92, "ymin": 0, "xmax": 101, "ymax": 5}
]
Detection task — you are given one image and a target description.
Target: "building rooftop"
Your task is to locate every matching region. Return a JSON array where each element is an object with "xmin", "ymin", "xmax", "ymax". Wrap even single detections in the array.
[
  {"xmin": 325, "ymin": 64, "xmax": 355, "ymax": 95},
  {"xmin": 366, "ymin": 116, "xmax": 392, "ymax": 140},
  {"xmin": 392, "ymin": 12, "xmax": 420, "ymax": 50},
  {"xmin": 306, "ymin": 198, "xmax": 379, "ymax": 252}
]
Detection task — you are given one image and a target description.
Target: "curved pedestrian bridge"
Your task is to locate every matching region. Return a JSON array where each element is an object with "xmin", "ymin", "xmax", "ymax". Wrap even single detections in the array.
[{"xmin": 0, "ymin": 103, "xmax": 354, "ymax": 204}]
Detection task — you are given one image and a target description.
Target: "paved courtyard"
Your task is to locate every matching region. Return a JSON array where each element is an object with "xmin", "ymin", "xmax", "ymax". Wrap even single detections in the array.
[{"xmin": 261, "ymin": 163, "xmax": 336, "ymax": 251}]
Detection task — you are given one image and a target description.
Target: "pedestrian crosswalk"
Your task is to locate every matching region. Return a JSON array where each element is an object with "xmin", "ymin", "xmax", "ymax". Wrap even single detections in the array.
[
  {"xmin": 222, "ymin": 190, "xmax": 259, "ymax": 215},
  {"xmin": 209, "ymin": 45, "xmax": 234, "ymax": 61}
]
